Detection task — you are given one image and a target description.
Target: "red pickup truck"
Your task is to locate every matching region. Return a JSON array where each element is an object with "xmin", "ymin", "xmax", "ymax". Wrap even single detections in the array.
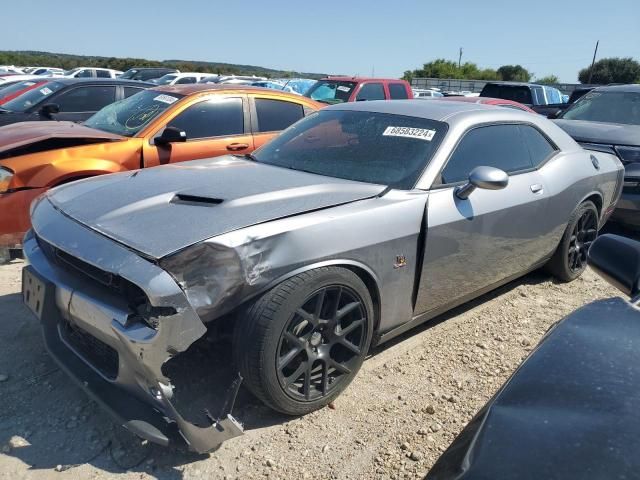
[{"xmin": 304, "ymin": 76, "xmax": 413, "ymax": 103}]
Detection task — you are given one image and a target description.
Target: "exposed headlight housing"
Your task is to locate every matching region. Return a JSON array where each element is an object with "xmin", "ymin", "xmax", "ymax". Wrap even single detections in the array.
[
  {"xmin": 160, "ymin": 242, "xmax": 245, "ymax": 321},
  {"xmin": 0, "ymin": 167, "xmax": 13, "ymax": 193},
  {"xmin": 615, "ymin": 146, "xmax": 640, "ymax": 164}
]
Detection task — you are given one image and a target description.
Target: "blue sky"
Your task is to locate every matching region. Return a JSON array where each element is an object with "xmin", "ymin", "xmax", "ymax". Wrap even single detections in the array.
[{"xmin": 3, "ymin": 0, "xmax": 639, "ymax": 82}]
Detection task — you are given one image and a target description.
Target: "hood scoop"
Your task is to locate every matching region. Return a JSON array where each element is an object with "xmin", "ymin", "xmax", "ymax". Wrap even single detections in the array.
[{"xmin": 171, "ymin": 193, "xmax": 224, "ymax": 207}]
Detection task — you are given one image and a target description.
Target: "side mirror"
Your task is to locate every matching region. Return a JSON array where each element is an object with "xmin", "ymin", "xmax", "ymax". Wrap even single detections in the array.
[
  {"xmin": 154, "ymin": 126, "xmax": 187, "ymax": 146},
  {"xmin": 587, "ymin": 234, "xmax": 640, "ymax": 297},
  {"xmin": 455, "ymin": 166, "xmax": 509, "ymax": 200},
  {"xmin": 39, "ymin": 103, "xmax": 60, "ymax": 119}
]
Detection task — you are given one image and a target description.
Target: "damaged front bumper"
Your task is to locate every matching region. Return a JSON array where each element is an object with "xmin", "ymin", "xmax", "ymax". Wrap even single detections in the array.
[{"xmin": 22, "ymin": 199, "xmax": 244, "ymax": 453}]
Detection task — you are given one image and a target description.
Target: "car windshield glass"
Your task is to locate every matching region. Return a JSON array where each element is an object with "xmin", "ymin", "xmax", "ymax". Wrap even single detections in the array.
[
  {"xmin": 0, "ymin": 80, "xmax": 46, "ymax": 100},
  {"xmin": 84, "ymin": 89, "xmax": 185, "ymax": 136},
  {"xmin": 155, "ymin": 74, "xmax": 177, "ymax": 85},
  {"xmin": 481, "ymin": 84, "xmax": 533, "ymax": 104},
  {"xmin": 252, "ymin": 110, "xmax": 447, "ymax": 189},
  {"xmin": 119, "ymin": 69, "xmax": 139, "ymax": 79},
  {"xmin": 561, "ymin": 91, "xmax": 640, "ymax": 126},
  {"xmin": 2, "ymin": 81, "xmax": 65, "ymax": 112},
  {"xmin": 63, "ymin": 68, "xmax": 80, "ymax": 76},
  {"xmin": 305, "ymin": 81, "xmax": 357, "ymax": 104}
]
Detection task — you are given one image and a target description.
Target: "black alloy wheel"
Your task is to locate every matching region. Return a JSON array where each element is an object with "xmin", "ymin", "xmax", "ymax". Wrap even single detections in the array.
[
  {"xmin": 276, "ymin": 285, "xmax": 368, "ymax": 401},
  {"xmin": 568, "ymin": 208, "xmax": 598, "ymax": 273}
]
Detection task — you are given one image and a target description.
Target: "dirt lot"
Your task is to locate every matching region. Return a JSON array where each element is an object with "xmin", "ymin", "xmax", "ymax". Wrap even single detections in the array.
[{"xmin": 0, "ymin": 256, "xmax": 623, "ymax": 480}]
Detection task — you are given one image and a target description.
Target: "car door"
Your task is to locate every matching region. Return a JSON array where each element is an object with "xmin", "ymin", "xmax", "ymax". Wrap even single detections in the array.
[
  {"xmin": 142, "ymin": 95, "xmax": 253, "ymax": 167},
  {"xmin": 48, "ymin": 85, "xmax": 117, "ymax": 122},
  {"xmin": 413, "ymin": 123, "xmax": 558, "ymax": 315},
  {"xmin": 250, "ymin": 96, "xmax": 309, "ymax": 149}
]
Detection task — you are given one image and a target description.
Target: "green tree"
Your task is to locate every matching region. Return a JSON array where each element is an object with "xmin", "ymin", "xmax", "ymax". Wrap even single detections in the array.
[
  {"xmin": 536, "ymin": 75, "xmax": 559, "ymax": 84},
  {"xmin": 578, "ymin": 57, "xmax": 640, "ymax": 84},
  {"xmin": 496, "ymin": 65, "xmax": 532, "ymax": 82}
]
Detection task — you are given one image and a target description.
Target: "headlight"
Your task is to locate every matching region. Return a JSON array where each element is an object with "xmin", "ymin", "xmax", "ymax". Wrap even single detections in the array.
[
  {"xmin": 0, "ymin": 167, "xmax": 13, "ymax": 193},
  {"xmin": 615, "ymin": 146, "xmax": 640, "ymax": 164}
]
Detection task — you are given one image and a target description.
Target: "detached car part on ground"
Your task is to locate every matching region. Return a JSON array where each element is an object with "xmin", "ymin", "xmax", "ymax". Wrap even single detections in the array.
[
  {"xmin": 23, "ymin": 100, "xmax": 622, "ymax": 453},
  {"xmin": 427, "ymin": 233, "xmax": 640, "ymax": 479},
  {"xmin": 553, "ymin": 84, "xmax": 640, "ymax": 229},
  {"xmin": 0, "ymin": 85, "xmax": 322, "ymax": 247}
]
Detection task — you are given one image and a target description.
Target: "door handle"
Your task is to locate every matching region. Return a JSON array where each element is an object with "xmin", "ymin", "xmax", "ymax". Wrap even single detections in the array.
[
  {"xmin": 226, "ymin": 143, "xmax": 249, "ymax": 151},
  {"xmin": 530, "ymin": 184, "xmax": 544, "ymax": 194}
]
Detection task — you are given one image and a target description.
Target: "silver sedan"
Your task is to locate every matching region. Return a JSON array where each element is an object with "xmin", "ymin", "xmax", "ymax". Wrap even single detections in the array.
[{"xmin": 22, "ymin": 100, "xmax": 623, "ymax": 452}]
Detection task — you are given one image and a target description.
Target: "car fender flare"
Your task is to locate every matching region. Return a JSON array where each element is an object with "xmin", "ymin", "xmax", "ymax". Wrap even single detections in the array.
[
  {"xmin": 577, "ymin": 190, "xmax": 604, "ymax": 218},
  {"xmin": 37, "ymin": 159, "xmax": 129, "ymax": 188},
  {"xmin": 249, "ymin": 259, "xmax": 383, "ymax": 329}
]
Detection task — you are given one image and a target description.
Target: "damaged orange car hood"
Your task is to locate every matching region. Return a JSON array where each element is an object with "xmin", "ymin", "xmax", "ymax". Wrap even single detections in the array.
[{"xmin": 0, "ymin": 121, "xmax": 124, "ymax": 154}]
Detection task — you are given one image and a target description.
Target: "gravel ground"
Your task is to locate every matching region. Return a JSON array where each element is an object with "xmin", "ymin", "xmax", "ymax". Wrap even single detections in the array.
[{"xmin": 0, "ymin": 255, "xmax": 624, "ymax": 479}]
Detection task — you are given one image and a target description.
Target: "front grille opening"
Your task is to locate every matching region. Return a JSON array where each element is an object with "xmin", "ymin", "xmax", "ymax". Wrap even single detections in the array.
[
  {"xmin": 36, "ymin": 234, "xmax": 148, "ymax": 307},
  {"xmin": 60, "ymin": 321, "xmax": 119, "ymax": 380}
]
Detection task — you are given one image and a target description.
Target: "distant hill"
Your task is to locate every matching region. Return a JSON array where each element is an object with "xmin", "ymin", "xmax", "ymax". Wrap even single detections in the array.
[{"xmin": 0, "ymin": 50, "xmax": 327, "ymax": 79}]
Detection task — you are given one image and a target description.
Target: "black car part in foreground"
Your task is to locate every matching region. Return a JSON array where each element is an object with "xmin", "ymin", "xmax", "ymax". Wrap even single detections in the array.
[{"xmin": 427, "ymin": 233, "xmax": 640, "ymax": 479}]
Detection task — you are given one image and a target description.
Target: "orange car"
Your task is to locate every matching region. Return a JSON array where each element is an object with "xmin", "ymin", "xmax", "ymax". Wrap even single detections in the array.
[{"xmin": 0, "ymin": 85, "xmax": 323, "ymax": 247}]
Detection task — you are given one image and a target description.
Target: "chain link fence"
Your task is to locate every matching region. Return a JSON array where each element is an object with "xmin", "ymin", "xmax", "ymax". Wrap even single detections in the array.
[{"xmin": 411, "ymin": 78, "xmax": 598, "ymax": 96}]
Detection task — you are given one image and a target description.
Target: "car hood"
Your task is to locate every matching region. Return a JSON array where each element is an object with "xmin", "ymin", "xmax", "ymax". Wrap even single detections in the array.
[
  {"xmin": 553, "ymin": 119, "xmax": 640, "ymax": 147},
  {"xmin": 46, "ymin": 156, "xmax": 387, "ymax": 259},
  {"xmin": 0, "ymin": 121, "xmax": 123, "ymax": 155}
]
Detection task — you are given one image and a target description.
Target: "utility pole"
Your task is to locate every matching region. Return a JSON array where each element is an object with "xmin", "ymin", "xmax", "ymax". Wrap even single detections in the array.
[
  {"xmin": 458, "ymin": 47, "xmax": 463, "ymax": 69},
  {"xmin": 588, "ymin": 40, "xmax": 599, "ymax": 84}
]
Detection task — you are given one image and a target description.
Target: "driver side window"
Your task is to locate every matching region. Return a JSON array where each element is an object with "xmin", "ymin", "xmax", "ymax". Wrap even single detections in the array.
[
  {"xmin": 440, "ymin": 124, "xmax": 533, "ymax": 184},
  {"xmin": 167, "ymin": 97, "xmax": 244, "ymax": 140}
]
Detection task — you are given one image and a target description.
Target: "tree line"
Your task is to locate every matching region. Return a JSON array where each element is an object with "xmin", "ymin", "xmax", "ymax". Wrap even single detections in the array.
[
  {"xmin": 404, "ymin": 57, "xmax": 640, "ymax": 85},
  {"xmin": 0, "ymin": 51, "xmax": 325, "ymax": 79}
]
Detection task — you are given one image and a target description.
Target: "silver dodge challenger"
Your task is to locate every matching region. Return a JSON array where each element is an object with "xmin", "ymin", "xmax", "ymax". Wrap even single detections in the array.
[{"xmin": 22, "ymin": 100, "xmax": 623, "ymax": 452}]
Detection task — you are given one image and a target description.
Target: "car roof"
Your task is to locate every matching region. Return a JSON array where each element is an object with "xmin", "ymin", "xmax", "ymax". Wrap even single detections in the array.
[
  {"xmin": 126, "ymin": 67, "xmax": 176, "ymax": 71},
  {"xmin": 36, "ymin": 78, "xmax": 154, "ymax": 87},
  {"xmin": 436, "ymin": 96, "xmax": 536, "ymax": 113},
  {"xmin": 152, "ymin": 83, "xmax": 310, "ymax": 97},
  {"xmin": 320, "ymin": 76, "xmax": 406, "ymax": 83},
  {"xmin": 593, "ymin": 84, "xmax": 640, "ymax": 93},
  {"xmin": 483, "ymin": 82, "xmax": 543, "ymax": 88},
  {"xmin": 327, "ymin": 99, "xmax": 536, "ymax": 124}
]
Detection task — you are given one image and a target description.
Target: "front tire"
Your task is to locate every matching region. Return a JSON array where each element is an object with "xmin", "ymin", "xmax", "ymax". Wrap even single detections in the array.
[
  {"xmin": 546, "ymin": 200, "xmax": 599, "ymax": 282},
  {"xmin": 233, "ymin": 267, "xmax": 374, "ymax": 415}
]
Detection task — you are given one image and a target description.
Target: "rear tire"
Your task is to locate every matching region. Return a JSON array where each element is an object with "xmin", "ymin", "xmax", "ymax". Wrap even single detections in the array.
[
  {"xmin": 233, "ymin": 267, "xmax": 374, "ymax": 416},
  {"xmin": 546, "ymin": 201, "xmax": 598, "ymax": 282}
]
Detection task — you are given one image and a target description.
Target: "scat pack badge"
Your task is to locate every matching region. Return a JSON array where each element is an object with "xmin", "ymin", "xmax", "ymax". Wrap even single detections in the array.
[{"xmin": 394, "ymin": 255, "xmax": 407, "ymax": 269}]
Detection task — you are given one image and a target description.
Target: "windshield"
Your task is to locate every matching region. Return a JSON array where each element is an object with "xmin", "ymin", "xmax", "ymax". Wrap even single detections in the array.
[
  {"xmin": 119, "ymin": 69, "xmax": 139, "ymax": 79},
  {"xmin": 0, "ymin": 80, "xmax": 46, "ymax": 101},
  {"xmin": 84, "ymin": 89, "xmax": 184, "ymax": 136},
  {"xmin": 481, "ymin": 84, "xmax": 533, "ymax": 105},
  {"xmin": 2, "ymin": 81, "xmax": 65, "ymax": 112},
  {"xmin": 560, "ymin": 90, "xmax": 640, "ymax": 126},
  {"xmin": 63, "ymin": 68, "xmax": 81, "ymax": 76},
  {"xmin": 154, "ymin": 74, "xmax": 177, "ymax": 85},
  {"xmin": 305, "ymin": 81, "xmax": 357, "ymax": 104},
  {"xmin": 252, "ymin": 110, "xmax": 447, "ymax": 189}
]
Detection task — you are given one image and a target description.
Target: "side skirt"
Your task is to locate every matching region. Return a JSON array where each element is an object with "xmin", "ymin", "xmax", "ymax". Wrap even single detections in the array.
[{"xmin": 376, "ymin": 258, "xmax": 550, "ymax": 345}]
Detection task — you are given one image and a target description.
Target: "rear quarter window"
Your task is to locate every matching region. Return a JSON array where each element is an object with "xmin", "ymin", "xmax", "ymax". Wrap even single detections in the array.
[
  {"xmin": 255, "ymin": 98, "xmax": 304, "ymax": 132},
  {"xmin": 389, "ymin": 83, "xmax": 409, "ymax": 99}
]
